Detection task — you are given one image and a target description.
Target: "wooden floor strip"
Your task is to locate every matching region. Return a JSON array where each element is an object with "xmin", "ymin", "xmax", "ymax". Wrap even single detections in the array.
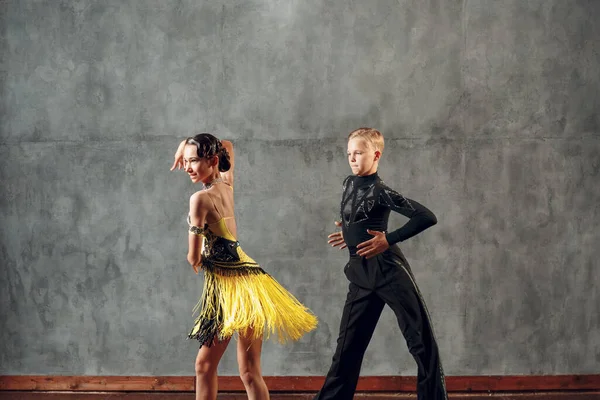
[{"xmin": 2, "ymin": 375, "xmax": 600, "ymax": 392}]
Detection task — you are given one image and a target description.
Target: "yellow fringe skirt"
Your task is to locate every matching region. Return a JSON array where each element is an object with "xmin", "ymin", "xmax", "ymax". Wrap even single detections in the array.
[{"xmin": 188, "ymin": 267, "xmax": 318, "ymax": 347}]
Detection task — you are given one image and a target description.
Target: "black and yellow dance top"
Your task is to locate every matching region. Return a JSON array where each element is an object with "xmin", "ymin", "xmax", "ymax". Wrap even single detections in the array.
[{"xmin": 187, "ymin": 198, "xmax": 317, "ymax": 347}]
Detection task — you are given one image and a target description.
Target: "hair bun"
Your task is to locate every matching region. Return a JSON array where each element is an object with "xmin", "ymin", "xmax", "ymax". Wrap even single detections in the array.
[{"xmin": 218, "ymin": 146, "xmax": 231, "ymax": 172}]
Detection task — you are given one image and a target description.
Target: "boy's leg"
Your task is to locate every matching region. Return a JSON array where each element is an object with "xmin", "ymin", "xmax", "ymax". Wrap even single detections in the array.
[
  {"xmin": 314, "ymin": 282, "xmax": 385, "ymax": 400},
  {"xmin": 376, "ymin": 257, "xmax": 448, "ymax": 400}
]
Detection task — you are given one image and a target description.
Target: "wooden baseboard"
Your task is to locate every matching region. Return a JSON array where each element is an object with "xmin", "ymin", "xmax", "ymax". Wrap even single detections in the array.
[
  {"xmin": 1, "ymin": 375, "xmax": 599, "ymax": 393},
  {"xmin": 1, "ymin": 375, "xmax": 600, "ymax": 400}
]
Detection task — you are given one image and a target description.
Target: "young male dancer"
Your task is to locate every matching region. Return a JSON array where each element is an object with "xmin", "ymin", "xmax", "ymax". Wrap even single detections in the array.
[{"xmin": 315, "ymin": 128, "xmax": 447, "ymax": 400}]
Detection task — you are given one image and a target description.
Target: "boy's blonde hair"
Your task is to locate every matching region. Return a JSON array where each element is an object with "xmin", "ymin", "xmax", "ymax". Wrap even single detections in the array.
[{"xmin": 348, "ymin": 127, "xmax": 384, "ymax": 152}]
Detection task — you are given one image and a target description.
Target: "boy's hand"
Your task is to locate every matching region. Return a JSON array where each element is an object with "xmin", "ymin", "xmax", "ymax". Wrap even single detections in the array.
[
  {"xmin": 356, "ymin": 229, "xmax": 389, "ymax": 258},
  {"xmin": 327, "ymin": 221, "xmax": 347, "ymax": 249},
  {"xmin": 170, "ymin": 140, "xmax": 186, "ymax": 171}
]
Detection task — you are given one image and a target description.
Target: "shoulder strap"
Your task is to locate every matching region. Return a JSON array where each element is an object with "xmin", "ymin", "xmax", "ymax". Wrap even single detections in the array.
[{"xmin": 206, "ymin": 191, "xmax": 224, "ymax": 219}]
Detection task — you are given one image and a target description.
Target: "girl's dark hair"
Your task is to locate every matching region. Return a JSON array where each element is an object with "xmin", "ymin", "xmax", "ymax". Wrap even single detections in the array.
[{"xmin": 186, "ymin": 133, "xmax": 231, "ymax": 172}]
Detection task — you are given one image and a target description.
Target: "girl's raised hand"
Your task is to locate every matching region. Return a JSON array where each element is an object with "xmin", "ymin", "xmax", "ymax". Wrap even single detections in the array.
[{"xmin": 170, "ymin": 140, "xmax": 186, "ymax": 171}]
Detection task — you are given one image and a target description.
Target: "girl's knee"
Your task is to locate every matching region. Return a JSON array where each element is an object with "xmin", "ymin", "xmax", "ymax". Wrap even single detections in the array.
[
  {"xmin": 239, "ymin": 368, "xmax": 261, "ymax": 387},
  {"xmin": 237, "ymin": 336, "xmax": 264, "ymax": 388},
  {"xmin": 195, "ymin": 358, "xmax": 217, "ymax": 377},
  {"xmin": 238, "ymin": 356, "xmax": 263, "ymax": 387}
]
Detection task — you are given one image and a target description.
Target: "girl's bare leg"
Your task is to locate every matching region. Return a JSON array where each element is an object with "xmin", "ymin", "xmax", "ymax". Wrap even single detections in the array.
[
  {"xmin": 195, "ymin": 337, "xmax": 231, "ymax": 400},
  {"xmin": 237, "ymin": 329, "xmax": 270, "ymax": 400}
]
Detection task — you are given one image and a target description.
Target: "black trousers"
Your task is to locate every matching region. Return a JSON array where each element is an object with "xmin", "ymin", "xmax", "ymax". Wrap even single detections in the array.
[{"xmin": 315, "ymin": 247, "xmax": 447, "ymax": 400}]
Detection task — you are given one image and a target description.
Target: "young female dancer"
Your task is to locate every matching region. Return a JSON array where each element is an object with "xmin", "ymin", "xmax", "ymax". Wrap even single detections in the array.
[{"xmin": 172, "ymin": 134, "xmax": 317, "ymax": 400}]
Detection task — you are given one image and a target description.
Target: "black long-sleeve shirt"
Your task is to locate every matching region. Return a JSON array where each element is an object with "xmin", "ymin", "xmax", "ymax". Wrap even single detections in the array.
[{"xmin": 341, "ymin": 172, "xmax": 437, "ymax": 251}]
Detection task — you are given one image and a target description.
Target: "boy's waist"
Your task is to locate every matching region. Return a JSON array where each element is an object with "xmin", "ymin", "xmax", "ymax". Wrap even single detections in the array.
[
  {"xmin": 347, "ymin": 246, "xmax": 360, "ymax": 257},
  {"xmin": 343, "ymin": 223, "xmax": 388, "ymax": 241},
  {"xmin": 347, "ymin": 243, "xmax": 401, "ymax": 258}
]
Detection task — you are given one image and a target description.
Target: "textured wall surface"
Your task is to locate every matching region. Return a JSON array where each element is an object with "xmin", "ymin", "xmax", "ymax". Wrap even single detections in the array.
[{"xmin": 1, "ymin": 0, "xmax": 599, "ymax": 376}]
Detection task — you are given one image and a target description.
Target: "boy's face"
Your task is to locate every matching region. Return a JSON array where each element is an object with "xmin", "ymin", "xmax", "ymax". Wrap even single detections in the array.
[{"xmin": 347, "ymin": 138, "xmax": 380, "ymax": 176}]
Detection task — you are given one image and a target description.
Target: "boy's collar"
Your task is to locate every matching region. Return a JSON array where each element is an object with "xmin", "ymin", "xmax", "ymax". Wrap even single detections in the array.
[{"xmin": 354, "ymin": 172, "xmax": 379, "ymax": 185}]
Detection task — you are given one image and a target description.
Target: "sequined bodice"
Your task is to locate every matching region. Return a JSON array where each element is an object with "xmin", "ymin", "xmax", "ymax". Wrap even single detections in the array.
[
  {"xmin": 340, "ymin": 173, "xmax": 437, "ymax": 248},
  {"xmin": 188, "ymin": 216, "xmax": 259, "ymax": 270}
]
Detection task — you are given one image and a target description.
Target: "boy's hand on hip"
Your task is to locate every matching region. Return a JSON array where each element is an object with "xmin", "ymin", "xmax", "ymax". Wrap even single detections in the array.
[
  {"xmin": 327, "ymin": 221, "xmax": 347, "ymax": 250},
  {"xmin": 356, "ymin": 229, "xmax": 389, "ymax": 258}
]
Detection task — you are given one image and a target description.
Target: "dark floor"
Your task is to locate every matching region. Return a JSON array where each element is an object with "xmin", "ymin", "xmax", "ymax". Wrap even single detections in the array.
[{"xmin": 1, "ymin": 392, "xmax": 600, "ymax": 400}]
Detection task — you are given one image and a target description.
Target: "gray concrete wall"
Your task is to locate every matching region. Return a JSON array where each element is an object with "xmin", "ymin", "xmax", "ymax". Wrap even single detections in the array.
[{"xmin": 1, "ymin": 0, "xmax": 598, "ymax": 376}]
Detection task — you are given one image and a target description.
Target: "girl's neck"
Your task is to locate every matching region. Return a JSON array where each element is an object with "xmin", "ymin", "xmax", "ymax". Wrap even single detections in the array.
[{"xmin": 202, "ymin": 172, "xmax": 222, "ymax": 189}]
